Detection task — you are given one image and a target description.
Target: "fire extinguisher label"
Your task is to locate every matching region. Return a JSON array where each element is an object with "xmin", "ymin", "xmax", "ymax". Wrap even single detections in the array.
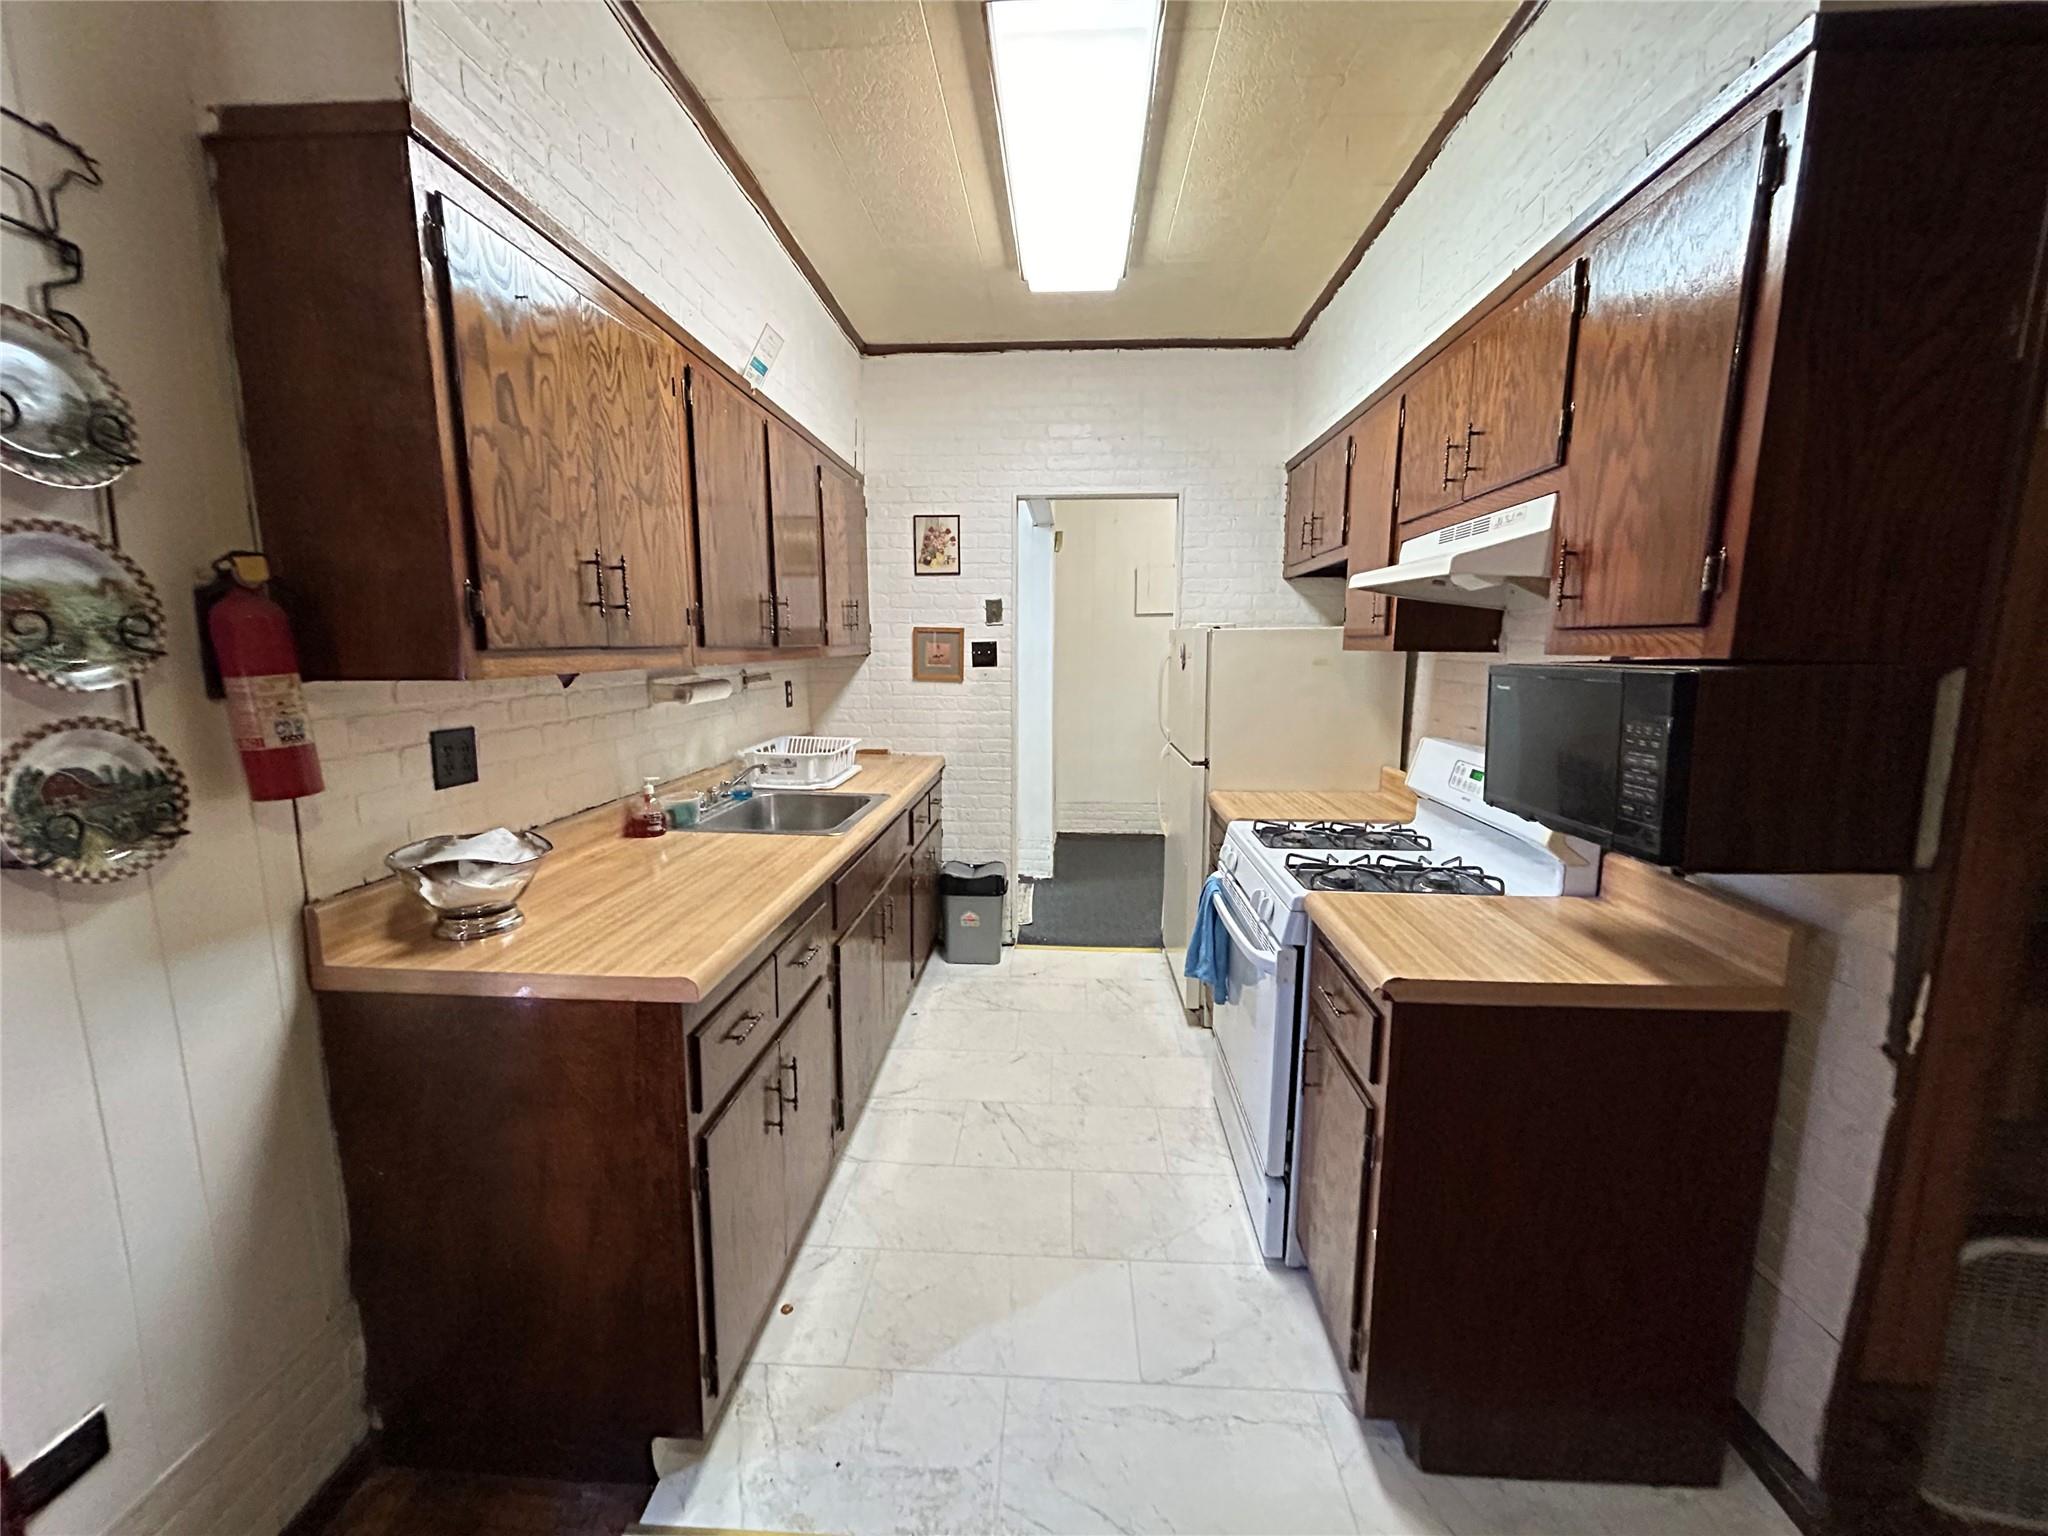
[{"xmin": 224, "ymin": 673, "xmax": 312, "ymax": 752}]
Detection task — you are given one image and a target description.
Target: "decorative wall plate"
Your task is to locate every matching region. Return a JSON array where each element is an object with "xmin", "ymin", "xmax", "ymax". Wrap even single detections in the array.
[
  {"xmin": 0, "ymin": 305, "xmax": 139, "ymax": 488},
  {"xmin": 1, "ymin": 519, "xmax": 165, "ymax": 690},
  {"xmin": 1, "ymin": 717, "xmax": 189, "ymax": 882}
]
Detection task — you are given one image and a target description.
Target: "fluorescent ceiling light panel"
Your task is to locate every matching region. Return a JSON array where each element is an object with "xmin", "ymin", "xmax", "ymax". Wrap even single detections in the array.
[{"xmin": 988, "ymin": 0, "xmax": 1162, "ymax": 294}]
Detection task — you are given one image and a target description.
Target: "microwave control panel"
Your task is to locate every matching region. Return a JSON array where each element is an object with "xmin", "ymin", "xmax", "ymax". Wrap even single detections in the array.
[{"xmin": 1613, "ymin": 715, "xmax": 1671, "ymax": 856}]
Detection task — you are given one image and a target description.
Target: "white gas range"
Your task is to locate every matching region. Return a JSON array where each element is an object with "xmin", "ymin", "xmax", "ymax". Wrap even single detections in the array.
[{"xmin": 1204, "ymin": 738, "xmax": 1601, "ymax": 1261}]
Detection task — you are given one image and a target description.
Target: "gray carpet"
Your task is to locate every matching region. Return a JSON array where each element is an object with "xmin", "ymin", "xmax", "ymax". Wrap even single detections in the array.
[{"xmin": 1018, "ymin": 834, "xmax": 1164, "ymax": 947}]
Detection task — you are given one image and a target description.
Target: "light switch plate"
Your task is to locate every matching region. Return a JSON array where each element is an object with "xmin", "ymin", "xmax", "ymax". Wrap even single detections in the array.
[
  {"xmin": 971, "ymin": 640, "xmax": 998, "ymax": 668},
  {"xmin": 429, "ymin": 726, "xmax": 479, "ymax": 790}
]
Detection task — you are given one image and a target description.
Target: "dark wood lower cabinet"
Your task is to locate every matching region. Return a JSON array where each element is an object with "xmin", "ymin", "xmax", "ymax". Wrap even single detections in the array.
[
  {"xmin": 909, "ymin": 830, "xmax": 940, "ymax": 981},
  {"xmin": 317, "ymin": 779, "xmax": 939, "ymax": 1482},
  {"xmin": 1301, "ymin": 933, "xmax": 1786, "ymax": 1485}
]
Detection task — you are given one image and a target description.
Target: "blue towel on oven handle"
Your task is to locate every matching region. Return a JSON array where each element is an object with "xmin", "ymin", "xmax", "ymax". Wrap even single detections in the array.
[{"xmin": 1184, "ymin": 872, "xmax": 1234, "ymax": 1005}]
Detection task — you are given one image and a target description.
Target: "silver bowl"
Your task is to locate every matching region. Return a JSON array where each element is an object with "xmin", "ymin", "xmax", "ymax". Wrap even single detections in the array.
[{"xmin": 385, "ymin": 827, "xmax": 553, "ymax": 941}]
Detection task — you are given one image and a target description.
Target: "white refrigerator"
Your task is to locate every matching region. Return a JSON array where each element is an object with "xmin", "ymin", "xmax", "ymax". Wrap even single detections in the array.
[{"xmin": 1158, "ymin": 626, "xmax": 1406, "ymax": 1008}]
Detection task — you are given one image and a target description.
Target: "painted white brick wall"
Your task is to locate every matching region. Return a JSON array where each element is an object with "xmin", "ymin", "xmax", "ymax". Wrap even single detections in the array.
[
  {"xmin": 299, "ymin": 666, "xmax": 815, "ymax": 899},
  {"xmin": 402, "ymin": 0, "xmax": 862, "ymax": 457},
  {"xmin": 812, "ymin": 348, "xmax": 1338, "ymax": 869},
  {"xmin": 1293, "ymin": 0, "xmax": 1813, "ymax": 446}
]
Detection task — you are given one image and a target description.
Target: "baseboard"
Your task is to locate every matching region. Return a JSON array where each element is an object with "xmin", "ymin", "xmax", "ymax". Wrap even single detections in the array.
[
  {"xmin": 1730, "ymin": 1406, "xmax": 1827, "ymax": 1536},
  {"xmin": 279, "ymin": 1433, "xmax": 378, "ymax": 1536}
]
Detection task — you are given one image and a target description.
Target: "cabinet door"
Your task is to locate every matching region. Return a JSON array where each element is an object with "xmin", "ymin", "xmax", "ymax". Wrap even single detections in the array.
[
  {"xmin": 778, "ymin": 979, "xmax": 836, "ymax": 1241},
  {"xmin": 1296, "ymin": 1017, "xmax": 1373, "ymax": 1394},
  {"xmin": 1307, "ymin": 433, "xmax": 1352, "ymax": 563},
  {"xmin": 1284, "ymin": 457, "xmax": 1316, "ymax": 565},
  {"xmin": 1555, "ymin": 119, "xmax": 1775, "ymax": 631},
  {"xmin": 766, "ymin": 418, "xmax": 826, "ymax": 648},
  {"xmin": 697, "ymin": 1048, "xmax": 788, "ymax": 1398},
  {"xmin": 1460, "ymin": 261, "xmax": 1581, "ymax": 501},
  {"xmin": 835, "ymin": 893, "xmax": 888, "ymax": 1131},
  {"xmin": 820, "ymin": 464, "xmax": 871, "ymax": 653},
  {"xmin": 689, "ymin": 366, "xmax": 775, "ymax": 649},
  {"xmin": 884, "ymin": 857, "xmax": 916, "ymax": 1042},
  {"xmin": 910, "ymin": 832, "xmax": 940, "ymax": 982},
  {"xmin": 438, "ymin": 196, "xmax": 607, "ymax": 652},
  {"xmin": 1342, "ymin": 396, "xmax": 1402, "ymax": 644},
  {"xmin": 583, "ymin": 297, "xmax": 693, "ymax": 650},
  {"xmin": 1396, "ymin": 347, "xmax": 1472, "ymax": 523}
]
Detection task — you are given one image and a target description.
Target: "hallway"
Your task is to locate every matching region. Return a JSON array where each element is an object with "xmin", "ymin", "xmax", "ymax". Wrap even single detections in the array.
[{"xmin": 642, "ymin": 949, "xmax": 1795, "ymax": 1536}]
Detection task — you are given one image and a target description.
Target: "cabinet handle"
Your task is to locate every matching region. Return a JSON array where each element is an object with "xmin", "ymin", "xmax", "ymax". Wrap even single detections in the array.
[
  {"xmin": 1461, "ymin": 423, "xmax": 1486, "ymax": 477},
  {"xmin": 1302, "ymin": 1035, "xmax": 1324, "ymax": 1090},
  {"xmin": 1554, "ymin": 543, "xmax": 1583, "ymax": 610},
  {"xmin": 604, "ymin": 554, "xmax": 632, "ymax": 618},
  {"xmin": 759, "ymin": 594, "xmax": 777, "ymax": 642},
  {"xmin": 723, "ymin": 1009, "xmax": 765, "ymax": 1044},
  {"xmin": 766, "ymin": 1074, "xmax": 785, "ymax": 1134},
  {"xmin": 782, "ymin": 1054, "xmax": 801, "ymax": 1110},
  {"xmin": 1440, "ymin": 439, "xmax": 1465, "ymax": 491},
  {"xmin": 790, "ymin": 943, "xmax": 821, "ymax": 969},
  {"xmin": 1315, "ymin": 984, "xmax": 1348, "ymax": 1017},
  {"xmin": 581, "ymin": 548, "xmax": 608, "ymax": 616}
]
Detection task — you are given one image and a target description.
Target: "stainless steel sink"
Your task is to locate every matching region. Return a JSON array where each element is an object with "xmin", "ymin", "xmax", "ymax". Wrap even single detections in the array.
[{"xmin": 684, "ymin": 790, "xmax": 885, "ymax": 836}]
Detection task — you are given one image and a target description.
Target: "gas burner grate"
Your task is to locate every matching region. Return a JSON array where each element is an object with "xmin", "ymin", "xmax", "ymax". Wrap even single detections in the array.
[
  {"xmin": 1284, "ymin": 853, "xmax": 1506, "ymax": 896},
  {"xmin": 1252, "ymin": 820, "xmax": 1431, "ymax": 853}
]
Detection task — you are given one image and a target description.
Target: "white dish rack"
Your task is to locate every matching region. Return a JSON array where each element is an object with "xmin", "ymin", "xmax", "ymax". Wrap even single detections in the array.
[{"xmin": 740, "ymin": 734, "xmax": 862, "ymax": 789}]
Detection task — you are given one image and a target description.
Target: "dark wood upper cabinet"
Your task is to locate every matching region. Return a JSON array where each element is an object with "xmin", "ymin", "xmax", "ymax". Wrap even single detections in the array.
[
  {"xmin": 1284, "ymin": 458, "xmax": 1316, "ymax": 565},
  {"xmin": 1307, "ymin": 433, "xmax": 1351, "ymax": 564},
  {"xmin": 1459, "ymin": 261, "xmax": 1581, "ymax": 501},
  {"xmin": 820, "ymin": 463, "xmax": 871, "ymax": 654},
  {"xmin": 689, "ymin": 366, "xmax": 775, "ymax": 650},
  {"xmin": 766, "ymin": 418, "xmax": 826, "ymax": 649},
  {"xmin": 204, "ymin": 105, "xmax": 862, "ymax": 679},
  {"xmin": 1394, "ymin": 348, "xmax": 1472, "ymax": 524},
  {"xmin": 439, "ymin": 195, "xmax": 608, "ymax": 653},
  {"xmin": 1554, "ymin": 121, "xmax": 1772, "ymax": 632},
  {"xmin": 1341, "ymin": 396, "xmax": 1401, "ymax": 644}
]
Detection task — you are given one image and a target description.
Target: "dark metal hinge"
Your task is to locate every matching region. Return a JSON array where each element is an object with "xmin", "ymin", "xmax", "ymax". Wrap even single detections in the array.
[
  {"xmin": 1758, "ymin": 132, "xmax": 1786, "ymax": 194},
  {"xmin": 1557, "ymin": 401, "xmax": 1574, "ymax": 459},
  {"xmin": 1701, "ymin": 545, "xmax": 1728, "ymax": 595},
  {"xmin": 423, "ymin": 214, "xmax": 445, "ymax": 263},
  {"xmin": 464, "ymin": 578, "xmax": 484, "ymax": 622},
  {"xmin": 1345, "ymin": 436, "xmax": 1356, "ymax": 466},
  {"xmin": 1572, "ymin": 259, "xmax": 1590, "ymax": 319},
  {"xmin": 701, "ymin": 1350, "xmax": 716, "ymax": 1391}
]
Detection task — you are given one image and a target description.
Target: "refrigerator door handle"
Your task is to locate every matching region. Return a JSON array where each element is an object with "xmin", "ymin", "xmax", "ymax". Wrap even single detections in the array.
[{"xmin": 1156, "ymin": 649, "xmax": 1173, "ymax": 744}]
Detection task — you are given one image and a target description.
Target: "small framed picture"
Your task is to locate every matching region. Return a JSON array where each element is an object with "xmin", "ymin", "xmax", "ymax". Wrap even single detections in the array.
[
  {"xmin": 912, "ymin": 625, "xmax": 966, "ymax": 683},
  {"xmin": 913, "ymin": 514, "xmax": 961, "ymax": 575}
]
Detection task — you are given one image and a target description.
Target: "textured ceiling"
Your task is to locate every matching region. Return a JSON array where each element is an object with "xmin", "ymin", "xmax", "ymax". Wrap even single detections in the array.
[{"xmin": 637, "ymin": 0, "xmax": 1518, "ymax": 346}]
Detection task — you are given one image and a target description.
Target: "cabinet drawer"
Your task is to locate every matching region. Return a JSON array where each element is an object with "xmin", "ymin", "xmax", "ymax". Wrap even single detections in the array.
[
  {"xmin": 1308, "ymin": 934, "xmax": 1383, "ymax": 1091},
  {"xmin": 689, "ymin": 957, "xmax": 777, "ymax": 1117},
  {"xmin": 833, "ymin": 811, "xmax": 911, "ymax": 931},
  {"xmin": 911, "ymin": 791, "xmax": 933, "ymax": 847},
  {"xmin": 774, "ymin": 898, "xmax": 832, "ymax": 1019}
]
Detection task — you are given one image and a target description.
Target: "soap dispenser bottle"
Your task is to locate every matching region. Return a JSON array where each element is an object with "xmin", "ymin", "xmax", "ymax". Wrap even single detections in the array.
[{"xmin": 625, "ymin": 776, "xmax": 666, "ymax": 838}]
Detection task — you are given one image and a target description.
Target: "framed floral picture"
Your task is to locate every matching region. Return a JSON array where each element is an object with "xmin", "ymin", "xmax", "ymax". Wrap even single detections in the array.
[
  {"xmin": 913, "ymin": 514, "xmax": 961, "ymax": 575},
  {"xmin": 911, "ymin": 626, "xmax": 965, "ymax": 683}
]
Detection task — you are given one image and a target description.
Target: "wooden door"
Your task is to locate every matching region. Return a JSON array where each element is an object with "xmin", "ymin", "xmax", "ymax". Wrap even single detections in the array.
[
  {"xmin": 778, "ymin": 980, "xmax": 836, "ymax": 1241},
  {"xmin": 688, "ymin": 366, "xmax": 775, "ymax": 649},
  {"xmin": 1342, "ymin": 396, "xmax": 1403, "ymax": 644},
  {"xmin": 766, "ymin": 418, "xmax": 826, "ymax": 648},
  {"xmin": 1296, "ymin": 1016, "xmax": 1373, "ymax": 1397},
  {"xmin": 1306, "ymin": 433, "xmax": 1352, "ymax": 563},
  {"xmin": 883, "ymin": 856, "xmax": 915, "ymax": 1045},
  {"xmin": 697, "ymin": 1047, "xmax": 788, "ymax": 1397},
  {"xmin": 835, "ymin": 893, "xmax": 888, "ymax": 1130},
  {"xmin": 437, "ymin": 196, "xmax": 607, "ymax": 651},
  {"xmin": 1284, "ymin": 457, "xmax": 1316, "ymax": 565},
  {"xmin": 582, "ymin": 295, "xmax": 693, "ymax": 650},
  {"xmin": 1395, "ymin": 347, "xmax": 1472, "ymax": 523},
  {"xmin": 820, "ymin": 464, "xmax": 871, "ymax": 653},
  {"xmin": 1460, "ymin": 261, "xmax": 1582, "ymax": 501},
  {"xmin": 1554, "ymin": 119, "xmax": 1775, "ymax": 631}
]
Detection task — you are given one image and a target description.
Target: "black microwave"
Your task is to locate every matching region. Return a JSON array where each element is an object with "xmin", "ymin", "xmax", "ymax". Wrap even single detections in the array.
[{"xmin": 1481, "ymin": 664, "xmax": 1936, "ymax": 873}]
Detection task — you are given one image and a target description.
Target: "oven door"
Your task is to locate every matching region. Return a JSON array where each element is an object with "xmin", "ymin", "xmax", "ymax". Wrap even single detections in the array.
[{"xmin": 1209, "ymin": 873, "xmax": 1299, "ymax": 1179}]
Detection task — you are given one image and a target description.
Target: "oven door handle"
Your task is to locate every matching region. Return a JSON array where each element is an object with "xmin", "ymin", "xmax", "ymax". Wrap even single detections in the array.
[{"xmin": 1212, "ymin": 880, "xmax": 1283, "ymax": 972}]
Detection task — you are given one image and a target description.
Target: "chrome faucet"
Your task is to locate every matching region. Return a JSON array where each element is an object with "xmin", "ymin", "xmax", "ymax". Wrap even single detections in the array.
[{"xmin": 703, "ymin": 762, "xmax": 764, "ymax": 812}]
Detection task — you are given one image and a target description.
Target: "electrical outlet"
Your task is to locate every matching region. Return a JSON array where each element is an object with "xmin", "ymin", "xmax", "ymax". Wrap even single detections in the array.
[
  {"xmin": 971, "ymin": 640, "xmax": 998, "ymax": 668},
  {"xmin": 429, "ymin": 726, "xmax": 478, "ymax": 790},
  {"xmin": 784, "ymin": 680, "xmax": 794, "ymax": 708}
]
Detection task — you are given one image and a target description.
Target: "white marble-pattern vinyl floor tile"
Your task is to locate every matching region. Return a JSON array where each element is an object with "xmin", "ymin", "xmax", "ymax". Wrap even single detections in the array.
[
  {"xmin": 1073, "ymin": 1170, "xmax": 1262, "ymax": 1263},
  {"xmin": 1131, "ymin": 1260, "xmax": 1345, "ymax": 1390},
  {"xmin": 955, "ymin": 1100, "xmax": 1170, "ymax": 1172},
  {"xmin": 844, "ymin": 1249, "xmax": 1141, "ymax": 1380},
  {"xmin": 825, "ymin": 1159, "xmax": 1073, "ymax": 1255},
  {"xmin": 843, "ymin": 1098, "xmax": 968, "ymax": 1164}
]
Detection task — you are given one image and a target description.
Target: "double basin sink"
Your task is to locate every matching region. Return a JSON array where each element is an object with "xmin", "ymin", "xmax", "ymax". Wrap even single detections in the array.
[{"xmin": 679, "ymin": 790, "xmax": 884, "ymax": 837}]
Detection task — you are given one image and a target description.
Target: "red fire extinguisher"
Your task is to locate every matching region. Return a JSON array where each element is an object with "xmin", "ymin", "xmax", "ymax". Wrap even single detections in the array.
[{"xmin": 206, "ymin": 553, "xmax": 324, "ymax": 801}]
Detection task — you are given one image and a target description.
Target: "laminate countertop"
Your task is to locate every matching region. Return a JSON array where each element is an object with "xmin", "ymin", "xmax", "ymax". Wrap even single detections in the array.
[
  {"xmin": 1306, "ymin": 856, "xmax": 1798, "ymax": 1012},
  {"xmin": 1207, "ymin": 768, "xmax": 1416, "ymax": 826},
  {"xmin": 305, "ymin": 751, "xmax": 944, "ymax": 1005}
]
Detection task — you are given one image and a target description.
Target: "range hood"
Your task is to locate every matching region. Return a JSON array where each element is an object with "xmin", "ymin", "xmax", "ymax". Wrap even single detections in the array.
[{"xmin": 1347, "ymin": 493, "xmax": 1555, "ymax": 609}]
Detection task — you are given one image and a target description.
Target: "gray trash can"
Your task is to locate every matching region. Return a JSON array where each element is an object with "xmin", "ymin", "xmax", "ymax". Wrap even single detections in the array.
[{"xmin": 940, "ymin": 860, "xmax": 1007, "ymax": 965}]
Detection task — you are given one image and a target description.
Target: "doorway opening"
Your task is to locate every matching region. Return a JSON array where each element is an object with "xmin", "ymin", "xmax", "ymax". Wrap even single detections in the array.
[{"xmin": 1013, "ymin": 495, "xmax": 1178, "ymax": 948}]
